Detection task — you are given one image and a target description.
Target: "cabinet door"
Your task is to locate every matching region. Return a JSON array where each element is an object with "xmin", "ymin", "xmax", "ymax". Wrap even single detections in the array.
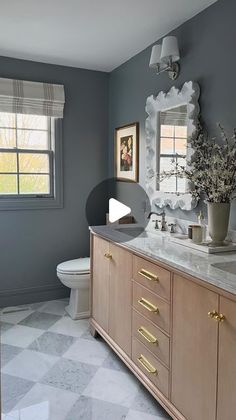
[
  {"xmin": 217, "ymin": 296, "xmax": 236, "ymax": 420},
  {"xmin": 92, "ymin": 236, "xmax": 110, "ymax": 332},
  {"xmin": 171, "ymin": 275, "xmax": 218, "ymax": 420},
  {"xmin": 109, "ymin": 243, "xmax": 132, "ymax": 356}
]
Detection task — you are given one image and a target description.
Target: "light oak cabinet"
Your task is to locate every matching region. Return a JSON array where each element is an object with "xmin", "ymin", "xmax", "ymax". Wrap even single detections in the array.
[
  {"xmin": 217, "ymin": 296, "xmax": 236, "ymax": 420},
  {"xmin": 109, "ymin": 243, "xmax": 132, "ymax": 356},
  {"xmin": 91, "ymin": 234, "xmax": 236, "ymax": 420},
  {"xmin": 171, "ymin": 274, "xmax": 218, "ymax": 420},
  {"xmin": 92, "ymin": 236, "xmax": 110, "ymax": 332},
  {"xmin": 92, "ymin": 236, "xmax": 132, "ymax": 355}
]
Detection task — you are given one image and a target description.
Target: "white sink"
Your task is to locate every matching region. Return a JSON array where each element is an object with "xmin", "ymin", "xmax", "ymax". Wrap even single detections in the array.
[{"xmin": 211, "ymin": 261, "xmax": 236, "ymax": 275}]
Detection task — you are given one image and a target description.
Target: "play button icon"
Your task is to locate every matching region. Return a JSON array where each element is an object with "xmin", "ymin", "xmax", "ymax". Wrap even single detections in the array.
[{"xmin": 109, "ymin": 198, "xmax": 131, "ymax": 223}]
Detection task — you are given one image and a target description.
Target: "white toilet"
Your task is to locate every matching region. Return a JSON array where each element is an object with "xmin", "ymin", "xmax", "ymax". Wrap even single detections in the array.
[{"xmin": 57, "ymin": 257, "xmax": 90, "ymax": 320}]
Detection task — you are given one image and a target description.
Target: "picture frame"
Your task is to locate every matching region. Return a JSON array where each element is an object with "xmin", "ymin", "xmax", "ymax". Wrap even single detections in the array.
[{"xmin": 114, "ymin": 122, "xmax": 139, "ymax": 182}]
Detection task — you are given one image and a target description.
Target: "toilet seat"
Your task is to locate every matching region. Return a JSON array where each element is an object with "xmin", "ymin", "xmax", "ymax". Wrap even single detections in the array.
[{"xmin": 57, "ymin": 257, "xmax": 90, "ymax": 275}]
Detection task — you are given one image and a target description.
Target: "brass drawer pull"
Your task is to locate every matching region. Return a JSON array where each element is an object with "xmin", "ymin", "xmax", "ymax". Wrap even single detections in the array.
[
  {"xmin": 208, "ymin": 310, "xmax": 225, "ymax": 322},
  {"xmin": 138, "ymin": 298, "xmax": 159, "ymax": 313},
  {"xmin": 104, "ymin": 253, "xmax": 112, "ymax": 259},
  {"xmin": 137, "ymin": 354, "xmax": 157, "ymax": 374},
  {"xmin": 138, "ymin": 326, "xmax": 158, "ymax": 344},
  {"xmin": 138, "ymin": 269, "xmax": 159, "ymax": 282}
]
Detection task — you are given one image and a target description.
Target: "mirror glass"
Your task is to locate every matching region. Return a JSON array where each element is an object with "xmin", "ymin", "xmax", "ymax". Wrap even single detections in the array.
[
  {"xmin": 145, "ymin": 81, "xmax": 200, "ymax": 210},
  {"xmin": 158, "ymin": 104, "xmax": 187, "ymax": 194}
]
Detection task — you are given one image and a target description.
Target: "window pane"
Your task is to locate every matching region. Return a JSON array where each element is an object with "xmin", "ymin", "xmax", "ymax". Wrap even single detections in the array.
[
  {"xmin": 0, "ymin": 152, "xmax": 17, "ymax": 172},
  {"xmin": 177, "ymin": 157, "xmax": 187, "ymax": 168},
  {"xmin": 0, "ymin": 129, "xmax": 16, "ymax": 148},
  {"xmin": 0, "ymin": 174, "xmax": 17, "ymax": 193},
  {"xmin": 160, "ymin": 138, "xmax": 174, "ymax": 154},
  {"xmin": 160, "ymin": 157, "xmax": 175, "ymax": 173},
  {"xmin": 19, "ymin": 174, "xmax": 50, "ymax": 194},
  {"xmin": 175, "ymin": 125, "xmax": 187, "ymax": 138},
  {"xmin": 17, "ymin": 114, "xmax": 48, "ymax": 130},
  {"xmin": 0, "ymin": 113, "xmax": 16, "ymax": 128},
  {"xmin": 17, "ymin": 130, "xmax": 48, "ymax": 150},
  {"xmin": 160, "ymin": 125, "xmax": 174, "ymax": 137},
  {"xmin": 175, "ymin": 138, "xmax": 187, "ymax": 155},
  {"xmin": 159, "ymin": 176, "xmax": 176, "ymax": 192},
  {"xmin": 177, "ymin": 177, "xmax": 187, "ymax": 193},
  {"xmin": 19, "ymin": 153, "xmax": 49, "ymax": 173}
]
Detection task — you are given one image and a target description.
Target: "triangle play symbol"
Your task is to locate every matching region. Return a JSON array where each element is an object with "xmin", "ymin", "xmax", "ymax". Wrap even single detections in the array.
[{"xmin": 109, "ymin": 198, "xmax": 131, "ymax": 223}]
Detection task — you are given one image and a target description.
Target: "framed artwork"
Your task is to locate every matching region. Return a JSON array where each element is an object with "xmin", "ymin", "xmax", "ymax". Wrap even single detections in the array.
[{"xmin": 114, "ymin": 122, "xmax": 139, "ymax": 182}]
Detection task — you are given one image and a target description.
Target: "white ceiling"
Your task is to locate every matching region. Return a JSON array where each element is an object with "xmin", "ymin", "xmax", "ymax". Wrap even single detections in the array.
[{"xmin": 0, "ymin": 0, "xmax": 217, "ymax": 72}]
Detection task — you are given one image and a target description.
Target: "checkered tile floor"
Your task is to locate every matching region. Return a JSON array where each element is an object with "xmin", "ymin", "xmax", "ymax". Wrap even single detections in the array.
[{"xmin": 1, "ymin": 299, "xmax": 171, "ymax": 420}]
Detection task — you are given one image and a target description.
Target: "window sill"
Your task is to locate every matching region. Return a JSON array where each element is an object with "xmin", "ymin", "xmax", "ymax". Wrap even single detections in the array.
[{"xmin": 0, "ymin": 194, "xmax": 63, "ymax": 211}]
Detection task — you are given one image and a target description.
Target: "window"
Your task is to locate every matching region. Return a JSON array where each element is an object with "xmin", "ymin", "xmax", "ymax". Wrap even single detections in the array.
[
  {"xmin": 159, "ymin": 105, "xmax": 187, "ymax": 194},
  {"xmin": 0, "ymin": 113, "xmax": 63, "ymax": 210}
]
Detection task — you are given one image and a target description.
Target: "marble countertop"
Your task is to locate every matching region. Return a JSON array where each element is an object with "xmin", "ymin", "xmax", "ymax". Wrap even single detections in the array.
[{"xmin": 90, "ymin": 225, "xmax": 236, "ymax": 296}]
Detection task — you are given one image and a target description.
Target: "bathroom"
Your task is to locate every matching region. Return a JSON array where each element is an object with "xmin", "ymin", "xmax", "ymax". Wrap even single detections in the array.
[{"xmin": 0, "ymin": 0, "xmax": 236, "ymax": 419}]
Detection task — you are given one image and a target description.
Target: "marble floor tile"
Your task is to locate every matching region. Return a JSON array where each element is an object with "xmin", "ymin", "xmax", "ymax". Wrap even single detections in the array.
[
  {"xmin": 1, "ymin": 325, "xmax": 43, "ymax": 348},
  {"xmin": 48, "ymin": 317, "xmax": 89, "ymax": 338},
  {"xmin": 29, "ymin": 331, "xmax": 76, "ymax": 356},
  {"xmin": 2, "ymin": 413, "xmax": 20, "ymax": 420},
  {"xmin": 131, "ymin": 385, "xmax": 171, "ymax": 418},
  {"xmin": 1, "ymin": 344, "xmax": 23, "ymax": 367},
  {"xmin": 41, "ymin": 358, "xmax": 98, "ymax": 394},
  {"xmin": 102, "ymin": 351, "xmax": 129, "ymax": 372},
  {"xmin": 83, "ymin": 367, "xmax": 140, "ymax": 407},
  {"xmin": 63, "ymin": 337, "xmax": 109, "ymax": 366},
  {"xmin": 1, "ymin": 322, "xmax": 14, "ymax": 333},
  {"xmin": 2, "ymin": 349, "xmax": 59, "ymax": 382},
  {"xmin": 126, "ymin": 409, "xmax": 166, "ymax": 420},
  {"xmin": 12, "ymin": 383, "xmax": 78, "ymax": 420},
  {"xmin": 19, "ymin": 312, "xmax": 61, "ymax": 330},
  {"xmin": 1, "ymin": 373, "xmax": 34, "ymax": 413},
  {"xmin": 38, "ymin": 300, "xmax": 67, "ymax": 316},
  {"xmin": 65, "ymin": 395, "xmax": 128, "ymax": 420},
  {"xmin": 0, "ymin": 309, "xmax": 34, "ymax": 325}
]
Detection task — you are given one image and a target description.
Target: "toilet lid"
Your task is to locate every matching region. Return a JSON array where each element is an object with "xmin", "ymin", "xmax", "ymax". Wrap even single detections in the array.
[{"xmin": 57, "ymin": 257, "xmax": 90, "ymax": 275}]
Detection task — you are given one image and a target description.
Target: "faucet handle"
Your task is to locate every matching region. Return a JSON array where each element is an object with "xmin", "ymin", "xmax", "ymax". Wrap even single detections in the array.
[
  {"xmin": 152, "ymin": 220, "xmax": 159, "ymax": 230},
  {"xmin": 168, "ymin": 223, "xmax": 176, "ymax": 233}
]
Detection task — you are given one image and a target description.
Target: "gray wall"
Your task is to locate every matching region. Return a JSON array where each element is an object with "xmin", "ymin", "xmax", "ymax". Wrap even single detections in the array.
[
  {"xmin": 0, "ymin": 56, "xmax": 109, "ymax": 307},
  {"xmin": 108, "ymin": 0, "xmax": 236, "ymax": 227}
]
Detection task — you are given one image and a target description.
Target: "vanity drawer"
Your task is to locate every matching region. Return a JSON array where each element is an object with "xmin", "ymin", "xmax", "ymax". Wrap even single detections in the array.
[
  {"xmin": 132, "ymin": 338, "xmax": 169, "ymax": 397},
  {"xmin": 132, "ymin": 309, "xmax": 169, "ymax": 367},
  {"xmin": 133, "ymin": 255, "xmax": 171, "ymax": 300},
  {"xmin": 133, "ymin": 282, "xmax": 170, "ymax": 333}
]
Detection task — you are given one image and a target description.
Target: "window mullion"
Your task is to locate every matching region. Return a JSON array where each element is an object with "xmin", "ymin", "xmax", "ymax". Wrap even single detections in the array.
[{"xmin": 15, "ymin": 114, "xmax": 20, "ymax": 194}]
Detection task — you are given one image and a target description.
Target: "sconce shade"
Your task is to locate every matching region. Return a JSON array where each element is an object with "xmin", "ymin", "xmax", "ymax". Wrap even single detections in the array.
[
  {"xmin": 149, "ymin": 44, "xmax": 162, "ymax": 68},
  {"xmin": 160, "ymin": 36, "xmax": 180, "ymax": 63}
]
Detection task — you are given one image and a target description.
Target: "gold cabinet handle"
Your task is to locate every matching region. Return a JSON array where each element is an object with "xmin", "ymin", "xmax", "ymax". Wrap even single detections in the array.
[
  {"xmin": 138, "ymin": 269, "xmax": 159, "ymax": 282},
  {"xmin": 138, "ymin": 326, "xmax": 158, "ymax": 344},
  {"xmin": 137, "ymin": 354, "xmax": 157, "ymax": 375},
  {"xmin": 208, "ymin": 310, "xmax": 218, "ymax": 319},
  {"xmin": 208, "ymin": 310, "xmax": 226, "ymax": 322},
  {"xmin": 104, "ymin": 252, "xmax": 112, "ymax": 259},
  {"xmin": 215, "ymin": 313, "xmax": 226, "ymax": 322},
  {"xmin": 138, "ymin": 298, "xmax": 159, "ymax": 313}
]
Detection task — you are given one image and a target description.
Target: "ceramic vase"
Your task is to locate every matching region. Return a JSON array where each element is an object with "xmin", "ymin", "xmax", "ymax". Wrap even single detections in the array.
[{"xmin": 207, "ymin": 202, "xmax": 230, "ymax": 246}]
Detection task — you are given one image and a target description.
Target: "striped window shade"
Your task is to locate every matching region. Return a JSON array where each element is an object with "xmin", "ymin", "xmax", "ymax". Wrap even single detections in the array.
[{"xmin": 0, "ymin": 77, "xmax": 65, "ymax": 117}]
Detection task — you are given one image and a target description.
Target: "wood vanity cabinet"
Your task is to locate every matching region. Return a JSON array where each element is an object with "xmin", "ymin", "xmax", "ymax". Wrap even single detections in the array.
[
  {"xmin": 92, "ymin": 236, "xmax": 132, "ymax": 355},
  {"xmin": 171, "ymin": 274, "xmax": 218, "ymax": 420},
  {"xmin": 91, "ymin": 233, "xmax": 236, "ymax": 420},
  {"xmin": 217, "ymin": 296, "xmax": 236, "ymax": 419}
]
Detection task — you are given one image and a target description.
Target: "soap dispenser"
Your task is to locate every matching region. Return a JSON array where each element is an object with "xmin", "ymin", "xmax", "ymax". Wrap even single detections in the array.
[{"xmin": 198, "ymin": 211, "xmax": 206, "ymax": 242}]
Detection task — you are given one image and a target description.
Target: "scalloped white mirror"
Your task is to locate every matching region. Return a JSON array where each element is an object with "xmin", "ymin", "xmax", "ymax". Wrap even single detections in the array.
[{"xmin": 145, "ymin": 81, "xmax": 200, "ymax": 210}]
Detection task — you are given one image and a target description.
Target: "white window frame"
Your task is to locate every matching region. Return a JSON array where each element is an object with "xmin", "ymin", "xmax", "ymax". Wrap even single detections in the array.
[{"xmin": 0, "ymin": 118, "xmax": 63, "ymax": 210}]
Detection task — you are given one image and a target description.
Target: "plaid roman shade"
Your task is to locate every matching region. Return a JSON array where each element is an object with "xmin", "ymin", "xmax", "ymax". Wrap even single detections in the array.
[{"xmin": 0, "ymin": 77, "xmax": 65, "ymax": 117}]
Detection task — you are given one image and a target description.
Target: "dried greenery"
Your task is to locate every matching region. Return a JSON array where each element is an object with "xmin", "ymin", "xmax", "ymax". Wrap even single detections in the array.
[{"xmin": 159, "ymin": 122, "xmax": 236, "ymax": 203}]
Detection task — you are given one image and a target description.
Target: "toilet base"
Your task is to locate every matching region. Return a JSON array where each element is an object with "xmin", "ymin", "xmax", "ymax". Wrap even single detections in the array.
[{"xmin": 66, "ymin": 287, "xmax": 90, "ymax": 320}]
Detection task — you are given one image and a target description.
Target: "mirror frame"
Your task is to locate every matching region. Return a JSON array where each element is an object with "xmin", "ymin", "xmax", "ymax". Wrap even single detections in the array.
[{"xmin": 145, "ymin": 81, "xmax": 200, "ymax": 210}]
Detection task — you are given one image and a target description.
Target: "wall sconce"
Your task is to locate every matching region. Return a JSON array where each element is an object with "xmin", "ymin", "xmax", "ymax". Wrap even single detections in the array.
[{"xmin": 149, "ymin": 36, "xmax": 180, "ymax": 80}]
